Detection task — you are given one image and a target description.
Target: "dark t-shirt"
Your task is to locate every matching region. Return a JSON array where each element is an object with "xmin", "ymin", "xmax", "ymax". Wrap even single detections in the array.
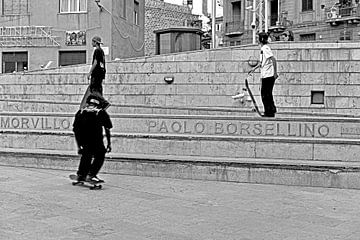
[
  {"xmin": 73, "ymin": 107, "xmax": 112, "ymax": 150},
  {"xmin": 91, "ymin": 48, "xmax": 106, "ymax": 81}
]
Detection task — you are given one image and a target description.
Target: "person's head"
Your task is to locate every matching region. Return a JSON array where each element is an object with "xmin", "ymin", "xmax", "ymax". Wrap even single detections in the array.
[
  {"xmin": 92, "ymin": 36, "xmax": 103, "ymax": 47},
  {"xmin": 258, "ymin": 32, "xmax": 269, "ymax": 45}
]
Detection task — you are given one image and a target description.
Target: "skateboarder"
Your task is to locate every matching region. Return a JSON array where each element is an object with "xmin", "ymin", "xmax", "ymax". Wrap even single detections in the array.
[
  {"xmin": 80, "ymin": 35, "xmax": 110, "ymax": 110},
  {"xmin": 250, "ymin": 32, "xmax": 278, "ymax": 117},
  {"xmin": 73, "ymin": 94, "xmax": 112, "ymax": 183}
]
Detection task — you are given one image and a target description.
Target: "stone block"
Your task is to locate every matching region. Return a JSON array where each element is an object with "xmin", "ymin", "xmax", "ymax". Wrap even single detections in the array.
[
  {"xmin": 200, "ymin": 140, "xmax": 255, "ymax": 158},
  {"xmin": 255, "ymin": 142, "xmax": 313, "ymax": 160},
  {"xmin": 300, "ymin": 73, "xmax": 326, "ymax": 85},
  {"xmin": 314, "ymin": 144, "xmax": 360, "ymax": 162}
]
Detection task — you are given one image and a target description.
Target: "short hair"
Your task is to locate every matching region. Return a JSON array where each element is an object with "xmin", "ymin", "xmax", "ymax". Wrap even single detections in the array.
[{"xmin": 258, "ymin": 32, "xmax": 269, "ymax": 44}]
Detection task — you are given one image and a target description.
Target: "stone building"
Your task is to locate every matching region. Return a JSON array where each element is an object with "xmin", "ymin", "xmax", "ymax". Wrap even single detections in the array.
[
  {"xmin": 223, "ymin": 0, "xmax": 360, "ymax": 46},
  {"xmin": 145, "ymin": 0, "xmax": 200, "ymax": 56},
  {"xmin": 0, "ymin": 0, "xmax": 145, "ymax": 72}
]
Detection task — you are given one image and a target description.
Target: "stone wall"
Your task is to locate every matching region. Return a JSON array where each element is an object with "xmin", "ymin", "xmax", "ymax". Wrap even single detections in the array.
[
  {"xmin": 1, "ymin": 42, "xmax": 360, "ymax": 115},
  {"xmin": 145, "ymin": 0, "xmax": 199, "ymax": 56}
]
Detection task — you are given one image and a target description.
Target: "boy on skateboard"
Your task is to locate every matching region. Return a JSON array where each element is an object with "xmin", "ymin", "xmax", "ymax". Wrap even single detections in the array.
[
  {"xmin": 73, "ymin": 94, "xmax": 112, "ymax": 183},
  {"xmin": 80, "ymin": 36, "xmax": 110, "ymax": 110},
  {"xmin": 250, "ymin": 32, "xmax": 278, "ymax": 117}
]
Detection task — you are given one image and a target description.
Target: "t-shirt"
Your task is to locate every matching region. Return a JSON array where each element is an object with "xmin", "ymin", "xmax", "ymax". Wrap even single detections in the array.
[
  {"xmin": 73, "ymin": 106, "xmax": 112, "ymax": 150},
  {"xmin": 260, "ymin": 45, "xmax": 274, "ymax": 78},
  {"xmin": 91, "ymin": 48, "xmax": 106, "ymax": 80}
]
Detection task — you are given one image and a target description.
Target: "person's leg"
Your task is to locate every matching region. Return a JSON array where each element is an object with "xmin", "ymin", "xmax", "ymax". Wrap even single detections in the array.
[
  {"xmin": 88, "ymin": 148, "xmax": 106, "ymax": 179},
  {"xmin": 90, "ymin": 78, "xmax": 111, "ymax": 110},
  {"xmin": 76, "ymin": 149, "xmax": 93, "ymax": 180},
  {"xmin": 79, "ymin": 86, "xmax": 91, "ymax": 109},
  {"xmin": 261, "ymin": 77, "xmax": 276, "ymax": 116},
  {"xmin": 267, "ymin": 76, "xmax": 277, "ymax": 115}
]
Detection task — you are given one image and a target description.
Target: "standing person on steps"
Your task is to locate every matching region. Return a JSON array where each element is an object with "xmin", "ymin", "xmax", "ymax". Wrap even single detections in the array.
[
  {"xmin": 80, "ymin": 36, "xmax": 110, "ymax": 110},
  {"xmin": 250, "ymin": 32, "xmax": 278, "ymax": 117},
  {"xmin": 73, "ymin": 95, "xmax": 113, "ymax": 183}
]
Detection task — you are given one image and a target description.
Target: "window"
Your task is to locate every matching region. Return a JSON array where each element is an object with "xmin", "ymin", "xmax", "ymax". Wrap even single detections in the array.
[
  {"xmin": 1, "ymin": 0, "xmax": 29, "ymax": 15},
  {"xmin": 2, "ymin": 52, "xmax": 28, "ymax": 73},
  {"xmin": 59, "ymin": 51, "xmax": 86, "ymax": 67},
  {"xmin": 134, "ymin": 1, "xmax": 139, "ymax": 25},
  {"xmin": 60, "ymin": 0, "xmax": 86, "ymax": 13},
  {"xmin": 311, "ymin": 91, "xmax": 324, "ymax": 104},
  {"xmin": 300, "ymin": 33, "xmax": 316, "ymax": 41},
  {"xmin": 340, "ymin": 30, "xmax": 352, "ymax": 40},
  {"xmin": 302, "ymin": 0, "xmax": 313, "ymax": 12}
]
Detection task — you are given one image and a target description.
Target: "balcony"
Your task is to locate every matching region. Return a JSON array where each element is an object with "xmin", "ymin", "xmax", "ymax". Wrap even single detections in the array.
[
  {"xmin": 325, "ymin": 5, "xmax": 360, "ymax": 25},
  {"xmin": 225, "ymin": 20, "xmax": 244, "ymax": 36}
]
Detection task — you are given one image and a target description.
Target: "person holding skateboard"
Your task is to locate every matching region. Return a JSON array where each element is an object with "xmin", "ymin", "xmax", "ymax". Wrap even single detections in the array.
[
  {"xmin": 250, "ymin": 32, "xmax": 278, "ymax": 117},
  {"xmin": 73, "ymin": 94, "xmax": 112, "ymax": 183},
  {"xmin": 80, "ymin": 36, "xmax": 110, "ymax": 110}
]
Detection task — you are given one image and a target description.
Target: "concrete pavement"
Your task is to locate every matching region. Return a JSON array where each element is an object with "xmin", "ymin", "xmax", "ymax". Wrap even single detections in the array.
[{"xmin": 1, "ymin": 165, "xmax": 360, "ymax": 240}]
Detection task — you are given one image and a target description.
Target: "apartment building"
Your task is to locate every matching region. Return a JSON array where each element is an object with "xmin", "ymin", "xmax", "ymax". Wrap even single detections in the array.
[
  {"xmin": 223, "ymin": 0, "xmax": 360, "ymax": 46},
  {"xmin": 0, "ymin": 0, "xmax": 145, "ymax": 73}
]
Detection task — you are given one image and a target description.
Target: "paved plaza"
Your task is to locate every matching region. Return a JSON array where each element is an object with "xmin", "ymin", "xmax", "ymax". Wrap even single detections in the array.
[{"xmin": 1, "ymin": 165, "xmax": 360, "ymax": 240}]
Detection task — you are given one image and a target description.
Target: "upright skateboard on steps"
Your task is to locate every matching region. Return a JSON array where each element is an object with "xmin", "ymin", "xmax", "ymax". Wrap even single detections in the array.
[{"xmin": 245, "ymin": 77, "xmax": 262, "ymax": 117}]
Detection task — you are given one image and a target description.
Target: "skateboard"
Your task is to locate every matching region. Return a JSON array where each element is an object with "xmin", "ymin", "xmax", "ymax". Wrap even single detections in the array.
[
  {"xmin": 245, "ymin": 78, "xmax": 262, "ymax": 117},
  {"xmin": 69, "ymin": 174, "xmax": 104, "ymax": 190}
]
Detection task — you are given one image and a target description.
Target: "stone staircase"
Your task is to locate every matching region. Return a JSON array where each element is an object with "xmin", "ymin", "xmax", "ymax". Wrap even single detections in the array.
[{"xmin": 1, "ymin": 42, "xmax": 360, "ymax": 189}]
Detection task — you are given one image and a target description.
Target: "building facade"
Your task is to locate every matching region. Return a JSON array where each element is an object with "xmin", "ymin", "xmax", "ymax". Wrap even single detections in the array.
[
  {"xmin": 0, "ymin": 0, "xmax": 145, "ymax": 72},
  {"xmin": 145, "ymin": 0, "xmax": 200, "ymax": 56},
  {"xmin": 223, "ymin": 0, "xmax": 360, "ymax": 46}
]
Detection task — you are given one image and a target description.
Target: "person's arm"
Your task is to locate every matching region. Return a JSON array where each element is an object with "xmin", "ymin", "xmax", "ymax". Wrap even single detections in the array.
[
  {"xmin": 104, "ymin": 128, "xmax": 111, "ymax": 153},
  {"xmin": 87, "ymin": 59, "xmax": 97, "ymax": 80},
  {"xmin": 73, "ymin": 112, "xmax": 84, "ymax": 154},
  {"xmin": 270, "ymin": 56, "xmax": 278, "ymax": 79}
]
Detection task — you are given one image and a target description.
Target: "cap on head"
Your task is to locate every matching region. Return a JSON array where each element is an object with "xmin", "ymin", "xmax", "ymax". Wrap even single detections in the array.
[
  {"xmin": 258, "ymin": 32, "xmax": 269, "ymax": 44},
  {"xmin": 86, "ymin": 95, "xmax": 100, "ymax": 106},
  {"xmin": 92, "ymin": 36, "xmax": 103, "ymax": 45}
]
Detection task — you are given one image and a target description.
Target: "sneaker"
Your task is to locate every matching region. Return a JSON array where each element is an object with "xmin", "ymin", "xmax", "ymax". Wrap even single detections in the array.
[
  {"xmin": 86, "ymin": 175, "xmax": 104, "ymax": 183},
  {"xmin": 232, "ymin": 93, "xmax": 245, "ymax": 99},
  {"xmin": 76, "ymin": 175, "xmax": 86, "ymax": 182}
]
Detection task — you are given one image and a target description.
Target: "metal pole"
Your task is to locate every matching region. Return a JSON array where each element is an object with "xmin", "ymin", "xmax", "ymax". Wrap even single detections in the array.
[
  {"xmin": 212, "ymin": 0, "xmax": 216, "ymax": 48},
  {"xmin": 259, "ymin": 0, "xmax": 263, "ymax": 32},
  {"xmin": 264, "ymin": 0, "xmax": 268, "ymax": 32},
  {"xmin": 252, "ymin": 0, "xmax": 256, "ymax": 44}
]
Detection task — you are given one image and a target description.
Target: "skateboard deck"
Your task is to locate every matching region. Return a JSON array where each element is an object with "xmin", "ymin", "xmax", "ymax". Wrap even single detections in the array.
[
  {"xmin": 69, "ymin": 174, "xmax": 104, "ymax": 190},
  {"xmin": 245, "ymin": 78, "xmax": 262, "ymax": 117}
]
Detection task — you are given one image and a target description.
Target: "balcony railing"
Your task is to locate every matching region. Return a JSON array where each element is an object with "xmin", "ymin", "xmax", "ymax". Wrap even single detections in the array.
[
  {"xmin": 225, "ymin": 20, "xmax": 244, "ymax": 36},
  {"xmin": 325, "ymin": 5, "xmax": 360, "ymax": 23}
]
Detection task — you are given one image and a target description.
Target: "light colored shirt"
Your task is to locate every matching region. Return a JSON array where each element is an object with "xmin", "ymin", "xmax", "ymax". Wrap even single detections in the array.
[{"xmin": 260, "ymin": 45, "xmax": 274, "ymax": 78}]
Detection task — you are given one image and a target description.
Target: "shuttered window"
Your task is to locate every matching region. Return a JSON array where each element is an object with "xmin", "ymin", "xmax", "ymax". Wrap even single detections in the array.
[
  {"xmin": 302, "ymin": 0, "xmax": 313, "ymax": 11},
  {"xmin": 59, "ymin": 51, "xmax": 86, "ymax": 67}
]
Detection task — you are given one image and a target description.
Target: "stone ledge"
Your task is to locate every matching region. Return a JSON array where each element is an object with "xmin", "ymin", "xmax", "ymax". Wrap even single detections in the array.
[
  {"xmin": 1, "ymin": 148, "xmax": 360, "ymax": 189},
  {"xmin": 1, "ymin": 128, "xmax": 360, "ymax": 145}
]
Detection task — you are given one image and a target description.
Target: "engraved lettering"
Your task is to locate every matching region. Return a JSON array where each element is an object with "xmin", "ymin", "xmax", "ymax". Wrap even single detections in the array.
[
  {"xmin": 226, "ymin": 123, "xmax": 237, "ymax": 134},
  {"xmin": 171, "ymin": 121, "xmax": 181, "ymax": 133},
  {"xmin": 240, "ymin": 123, "xmax": 250, "ymax": 135},
  {"xmin": 253, "ymin": 123, "xmax": 262, "ymax": 135},
  {"xmin": 318, "ymin": 124, "xmax": 330, "ymax": 137},
  {"xmin": 304, "ymin": 124, "xmax": 315, "ymax": 137},
  {"xmin": 11, "ymin": 118, "xmax": 20, "ymax": 128},
  {"xmin": 21, "ymin": 118, "xmax": 29, "ymax": 129},
  {"xmin": 1, "ymin": 117, "xmax": 10, "ymax": 128},
  {"xmin": 195, "ymin": 122, "xmax": 205, "ymax": 134},
  {"xmin": 159, "ymin": 121, "xmax": 168, "ymax": 133},
  {"xmin": 215, "ymin": 122, "xmax": 223, "ymax": 134},
  {"xmin": 265, "ymin": 123, "xmax": 275, "ymax": 136}
]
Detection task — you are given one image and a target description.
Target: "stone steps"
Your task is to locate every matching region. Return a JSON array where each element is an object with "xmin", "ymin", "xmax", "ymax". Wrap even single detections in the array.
[
  {"xmin": 1, "ymin": 147, "xmax": 360, "ymax": 189},
  {"xmin": 1, "ymin": 111, "xmax": 360, "ymax": 162}
]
